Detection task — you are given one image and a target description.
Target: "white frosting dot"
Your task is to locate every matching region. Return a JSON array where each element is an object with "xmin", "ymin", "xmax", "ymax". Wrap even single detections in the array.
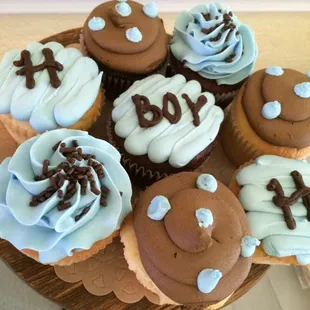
[
  {"xmin": 196, "ymin": 208, "xmax": 213, "ymax": 228},
  {"xmin": 88, "ymin": 17, "xmax": 105, "ymax": 31},
  {"xmin": 147, "ymin": 195, "xmax": 171, "ymax": 221},
  {"xmin": 196, "ymin": 174, "xmax": 217, "ymax": 193},
  {"xmin": 197, "ymin": 269, "xmax": 222, "ymax": 294},
  {"xmin": 261, "ymin": 101, "xmax": 281, "ymax": 120}
]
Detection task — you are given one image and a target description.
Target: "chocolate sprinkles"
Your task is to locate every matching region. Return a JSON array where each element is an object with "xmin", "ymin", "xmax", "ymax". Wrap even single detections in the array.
[{"xmin": 29, "ymin": 139, "xmax": 111, "ymax": 215}]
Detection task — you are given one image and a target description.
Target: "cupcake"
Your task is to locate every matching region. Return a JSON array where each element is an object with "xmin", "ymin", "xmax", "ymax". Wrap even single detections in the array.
[
  {"xmin": 0, "ymin": 42, "xmax": 103, "ymax": 144},
  {"xmin": 108, "ymin": 74, "xmax": 224, "ymax": 186},
  {"xmin": 221, "ymin": 67, "xmax": 310, "ymax": 167},
  {"xmin": 170, "ymin": 3, "xmax": 258, "ymax": 109},
  {"xmin": 121, "ymin": 172, "xmax": 259, "ymax": 307},
  {"xmin": 0, "ymin": 129, "xmax": 132, "ymax": 266},
  {"xmin": 230, "ymin": 155, "xmax": 310, "ymax": 266},
  {"xmin": 82, "ymin": 0, "xmax": 169, "ymax": 100}
]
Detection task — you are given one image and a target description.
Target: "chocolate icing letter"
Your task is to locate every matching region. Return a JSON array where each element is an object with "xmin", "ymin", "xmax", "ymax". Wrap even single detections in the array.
[
  {"xmin": 267, "ymin": 170, "xmax": 310, "ymax": 230},
  {"xmin": 133, "ymin": 93, "xmax": 208, "ymax": 128},
  {"xmin": 14, "ymin": 48, "xmax": 63, "ymax": 89}
]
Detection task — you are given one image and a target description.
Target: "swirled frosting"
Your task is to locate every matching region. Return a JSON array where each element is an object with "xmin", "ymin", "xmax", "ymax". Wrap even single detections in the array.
[
  {"xmin": 171, "ymin": 3, "xmax": 258, "ymax": 85},
  {"xmin": 242, "ymin": 68, "xmax": 310, "ymax": 148},
  {"xmin": 0, "ymin": 129, "xmax": 132, "ymax": 264},
  {"xmin": 83, "ymin": 0, "xmax": 168, "ymax": 74},
  {"xmin": 112, "ymin": 74, "xmax": 224, "ymax": 168},
  {"xmin": 0, "ymin": 42, "xmax": 103, "ymax": 132},
  {"xmin": 236, "ymin": 155, "xmax": 310, "ymax": 265},
  {"xmin": 133, "ymin": 172, "xmax": 253, "ymax": 304}
]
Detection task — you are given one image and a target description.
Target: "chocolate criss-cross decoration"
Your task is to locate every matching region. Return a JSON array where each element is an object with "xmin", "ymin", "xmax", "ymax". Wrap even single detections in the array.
[
  {"xmin": 13, "ymin": 48, "xmax": 63, "ymax": 89},
  {"xmin": 267, "ymin": 170, "xmax": 310, "ymax": 230}
]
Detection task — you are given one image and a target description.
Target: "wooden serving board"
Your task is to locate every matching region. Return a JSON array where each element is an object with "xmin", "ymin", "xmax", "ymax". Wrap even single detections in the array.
[{"xmin": 0, "ymin": 27, "xmax": 269, "ymax": 310}]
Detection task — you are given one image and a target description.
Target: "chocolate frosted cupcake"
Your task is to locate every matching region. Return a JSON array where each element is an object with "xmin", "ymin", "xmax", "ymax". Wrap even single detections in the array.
[
  {"xmin": 170, "ymin": 3, "xmax": 258, "ymax": 108},
  {"xmin": 82, "ymin": 0, "xmax": 169, "ymax": 99},
  {"xmin": 121, "ymin": 172, "xmax": 259, "ymax": 307},
  {"xmin": 108, "ymin": 74, "xmax": 224, "ymax": 186},
  {"xmin": 221, "ymin": 67, "xmax": 310, "ymax": 167}
]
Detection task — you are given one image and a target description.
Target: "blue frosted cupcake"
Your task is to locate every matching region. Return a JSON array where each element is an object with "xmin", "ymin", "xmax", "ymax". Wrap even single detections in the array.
[{"xmin": 170, "ymin": 3, "xmax": 258, "ymax": 108}]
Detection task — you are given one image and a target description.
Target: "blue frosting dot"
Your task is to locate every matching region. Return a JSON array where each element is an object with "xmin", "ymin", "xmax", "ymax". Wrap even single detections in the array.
[
  {"xmin": 115, "ymin": 2, "xmax": 132, "ymax": 17},
  {"xmin": 296, "ymin": 254, "xmax": 310, "ymax": 265},
  {"xmin": 195, "ymin": 208, "xmax": 213, "ymax": 228},
  {"xmin": 265, "ymin": 66, "xmax": 284, "ymax": 76},
  {"xmin": 196, "ymin": 174, "xmax": 217, "ymax": 193},
  {"xmin": 126, "ymin": 27, "xmax": 143, "ymax": 43},
  {"xmin": 88, "ymin": 17, "xmax": 105, "ymax": 31},
  {"xmin": 294, "ymin": 82, "xmax": 310, "ymax": 98},
  {"xmin": 197, "ymin": 269, "xmax": 222, "ymax": 294},
  {"xmin": 306, "ymin": 71, "xmax": 310, "ymax": 78},
  {"xmin": 143, "ymin": 1, "xmax": 158, "ymax": 18},
  {"xmin": 241, "ymin": 236, "xmax": 260, "ymax": 258},
  {"xmin": 147, "ymin": 195, "xmax": 171, "ymax": 221},
  {"xmin": 261, "ymin": 101, "xmax": 281, "ymax": 120}
]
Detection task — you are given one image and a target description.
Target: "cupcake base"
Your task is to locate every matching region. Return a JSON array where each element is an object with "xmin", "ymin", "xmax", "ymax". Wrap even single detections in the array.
[
  {"xmin": 0, "ymin": 89, "xmax": 104, "ymax": 145},
  {"xmin": 22, "ymin": 230, "xmax": 119, "ymax": 266},
  {"xmin": 106, "ymin": 118, "xmax": 216, "ymax": 187},
  {"xmin": 120, "ymin": 214, "xmax": 232, "ymax": 308},
  {"xmin": 170, "ymin": 54, "xmax": 245, "ymax": 109},
  {"xmin": 221, "ymin": 85, "xmax": 310, "ymax": 167}
]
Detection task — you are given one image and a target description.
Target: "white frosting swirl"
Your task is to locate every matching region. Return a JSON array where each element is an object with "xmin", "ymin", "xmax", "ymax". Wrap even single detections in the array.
[
  {"xmin": 112, "ymin": 74, "xmax": 224, "ymax": 168},
  {"xmin": 236, "ymin": 155, "xmax": 310, "ymax": 264},
  {"xmin": 0, "ymin": 42, "xmax": 103, "ymax": 132},
  {"xmin": 0, "ymin": 129, "xmax": 132, "ymax": 264}
]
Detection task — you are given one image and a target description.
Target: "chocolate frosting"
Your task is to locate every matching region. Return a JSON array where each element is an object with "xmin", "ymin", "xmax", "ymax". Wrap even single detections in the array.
[
  {"xmin": 242, "ymin": 68, "xmax": 310, "ymax": 148},
  {"xmin": 133, "ymin": 172, "xmax": 252, "ymax": 305},
  {"xmin": 83, "ymin": 0, "xmax": 168, "ymax": 74}
]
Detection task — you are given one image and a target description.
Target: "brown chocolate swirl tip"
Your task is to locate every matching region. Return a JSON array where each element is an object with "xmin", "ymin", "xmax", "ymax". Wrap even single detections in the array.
[{"xmin": 133, "ymin": 172, "xmax": 252, "ymax": 305}]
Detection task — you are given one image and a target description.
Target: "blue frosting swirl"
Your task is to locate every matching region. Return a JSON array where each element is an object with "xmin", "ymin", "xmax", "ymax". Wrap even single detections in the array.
[{"xmin": 171, "ymin": 3, "xmax": 258, "ymax": 85}]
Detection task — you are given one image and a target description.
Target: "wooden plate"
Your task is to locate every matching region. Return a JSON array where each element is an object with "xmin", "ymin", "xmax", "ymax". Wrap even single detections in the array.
[{"xmin": 0, "ymin": 27, "xmax": 269, "ymax": 310}]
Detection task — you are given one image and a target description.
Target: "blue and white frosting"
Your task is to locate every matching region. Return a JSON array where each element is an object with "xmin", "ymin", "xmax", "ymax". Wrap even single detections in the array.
[
  {"xmin": 0, "ymin": 129, "xmax": 132, "ymax": 264},
  {"xmin": 171, "ymin": 3, "xmax": 258, "ymax": 85}
]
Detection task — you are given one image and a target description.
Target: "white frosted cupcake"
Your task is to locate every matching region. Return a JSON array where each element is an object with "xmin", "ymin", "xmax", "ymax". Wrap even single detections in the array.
[
  {"xmin": 0, "ymin": 129, "xmax": 132, "ymax": 266},
  {"xmin": 0, "ymin": 42, "xmax": 104, "ymax": 144}
]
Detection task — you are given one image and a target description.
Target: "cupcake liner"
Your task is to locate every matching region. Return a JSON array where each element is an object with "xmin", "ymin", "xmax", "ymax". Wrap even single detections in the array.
[
  {"xmin": 80, "ymin": 32, "xmax": 169, "ymax": 101},
  {"xmin": 220, "ymin": 101, "xmax": 261, "ymax": 167},
  {"xmin": 0, "ymin": 88, "xmax": 105, "ymax": 145},
  {"xmin": 106, "ymin": 118, "xmax": 215, "ymax": 187},
  {"xmin": 106, "ymin": 118, "xmax": 167, "ymax": 186}
]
